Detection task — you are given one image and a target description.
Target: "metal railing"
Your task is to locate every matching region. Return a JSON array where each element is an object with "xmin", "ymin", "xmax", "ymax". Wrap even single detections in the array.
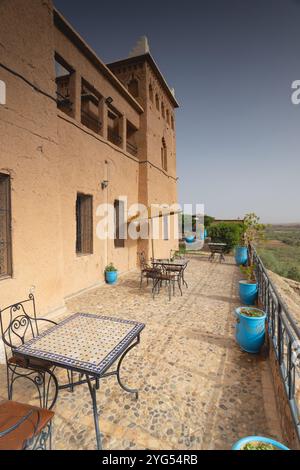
[
  {"xmin": 56, "ymin": 92, "xmax": 72, "ymax": 113},
  {"xmin": 81, "ymin": 110, "xmax": 102, "ymax": 134},
  {"xmin": 108, "ymin": 128, "xmax": 122, "ymax": 147},
  {"xmin": 253, "ymin": 247, "xmax": 300, "ymax": 440},
  {"xmin": 126, "ymin": 141, "xmax": 138, "ymax": 157}
]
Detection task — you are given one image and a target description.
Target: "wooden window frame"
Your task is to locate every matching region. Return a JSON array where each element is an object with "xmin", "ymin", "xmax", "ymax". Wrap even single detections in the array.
[
  {"xmin": 114, "ymin": 200, "xmax": 125, "ymax": 248},
  {"xmin": 76, "ymin": 193, "xmax": 93, "ymax": 255},
  {"xmin": 0, "ymin": 174, "xmax": 12, "ymax": 279}
]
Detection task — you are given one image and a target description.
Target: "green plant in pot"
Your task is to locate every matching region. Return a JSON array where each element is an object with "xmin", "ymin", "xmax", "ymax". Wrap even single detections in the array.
[
  {"xmin": 232, "ymin": 436, "xmax": 289, "ymax": 450},
  {"xmin": 239, "ymin": 264, "xmax": 258, "ymax": 305},
  {"xmin": 243, "ymin": 213, "xmax": 266, "ymax": 264},
  {"xmin": 105, "ymin": 263, "xmax": 118, "ymax": 285},
  {"xmin": 235, "ymin": 213, "xmax": 265, "ymax": 266}
]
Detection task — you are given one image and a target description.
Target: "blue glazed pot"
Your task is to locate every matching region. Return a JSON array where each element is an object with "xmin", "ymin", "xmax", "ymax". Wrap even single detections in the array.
[
  {"xmin": 204, "ymin": 229, "xmax": 208, "ymax": 239},
  {"xmin": 235, "ymin": 307, "xmax": 266, "ymax": 353},
  {"xmin": 105, "ymin": 270, "xmax": 118, "ymax": 284},
  {"xmin": 235, "ymin": 246, "xmax": 248, "ymax": 266},
  {"xmin": 185, "ymin": 236, "xmax": 195, "ymax": 244},
  {"xmin": 239, "ymin": 280, "xmax": 258, "ymax": 305},
  {"xmin": 232, "ymin": 435, "xmax": 289, "ymax": 450}
]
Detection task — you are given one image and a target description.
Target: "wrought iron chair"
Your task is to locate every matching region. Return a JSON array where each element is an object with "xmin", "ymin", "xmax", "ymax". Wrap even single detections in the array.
[
  {"xmin": 0, "ymin": 400, "xmax": 54, "ymax": 450},
  {"xmin": 138, "ymin": 251, "xmax": 161, "ymax": 288},
  {"xmin": 0, "ymin": 294, "xmax": 61, "ymax": 410},
  {"xmin": 152, "ymin": 270, "xmax": 179, "ymax": 301}
]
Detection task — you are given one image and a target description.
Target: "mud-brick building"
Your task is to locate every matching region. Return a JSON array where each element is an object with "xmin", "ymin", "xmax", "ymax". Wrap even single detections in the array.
[{"xmin": 0, "ymin": 0, "xmax": 179, "ymax": 326}]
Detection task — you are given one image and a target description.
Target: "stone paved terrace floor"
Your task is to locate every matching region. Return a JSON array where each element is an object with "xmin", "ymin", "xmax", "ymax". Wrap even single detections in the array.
[{"xmin": 0, "ymin": 256, "xmax": 283, "ymax": 450}]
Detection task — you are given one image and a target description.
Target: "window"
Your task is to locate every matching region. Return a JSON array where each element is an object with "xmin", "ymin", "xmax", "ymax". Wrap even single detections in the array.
[
  {"xmin": 114, "ymin": 200, "xmax": 125, "ymax": 248},
  {"xmin": 155, "ymin": 94, "xmax": 160, "ymax": 111},
  {"xmin": 149, "ymin": 83, "xmax": 153, "ymax": 102},
  {"xmin": 76, "ymin": 194, "xmax": 93, "ymax": 254},
  {"xmin": 107, "ymin": 109, "xmax": 122, "ymax": 147},
  {"xmin": 161, "ymin": 138, "xmax": 167, "ymax": 171},
  {"xmin": 0, "ymin": 174, "xmax": 12, "ymax": 278},
  {"xmin": 166, "ymin": 109, "xmax": 170, "ymax": 125},
  {"xmin": 55, "ymin": 53, "xmax": 74, "ymax": 117},
  {"xmin": 126, "ymin": 120, "xmax": 138, "ymax": 156},
  {"xmin": 171, "ymin": 115, "xmax": 175, "ymax": 130},
  {"xmin": 163, "ymin": 215, "xmax": 169, "ymax": 241},
  {"xmin": 81, "ymin": 79, "xmax": 102, "ymax": 134},
  {"xmin": 161, "ymin": 102, "xmax": 165, "ymax": 119},
  {"xmin": 128, "ymin": 78, "xmax": 139, "ymax": 98}
]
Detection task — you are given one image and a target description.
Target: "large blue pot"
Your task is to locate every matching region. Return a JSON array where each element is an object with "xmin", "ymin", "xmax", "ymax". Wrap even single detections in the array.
[
  {"xmin": 235, "ymin": 246, "xmax": 248, "ymax": 266},
  {"xmin": 204, "ymin": 229, "xmax": 208, "ymax": 239},
  {"xmin": 232, "ymin": 435, "xmax": 289, "ymax": 450},
  {"xmin": 239, "ymin": 280, "xmax": 258, "ymax": 305},
  {"xmin": 105, "ymin": 270, "xmax": 118, "ymax": 284},
  {"xmin": 185, "ymin": 236, "xmax": 195, "ymax": 244},
  {"xmin": 235, "ymin": 307, "xmax": 266, "ymax": 353}
]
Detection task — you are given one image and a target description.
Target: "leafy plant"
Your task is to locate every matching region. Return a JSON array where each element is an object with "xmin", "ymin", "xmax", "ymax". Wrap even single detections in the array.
[
  {"xmin": 105, "ymin": 263, "xmax": 117, "ymax": 272},
  {"xmin": 242, "ymin": 441, "xmax": 277, "ymax": 450},
  {"xmin": 242, "ymin": 213, "xmax": 266, "ymax": 264},
  {"xmin": 204, "ymin": 215, "xmax": 215, "ymax": 228},
  {"xmin": 240, "ymin": 264, "xmax": 256, "ymax": 282},
  {"xmin": 208, "ymin": 222, "xmax": 244, "ymax": 253},
  {"xmin": 240, "ymin": 307, "xmax": 264, "ymax": 317}
]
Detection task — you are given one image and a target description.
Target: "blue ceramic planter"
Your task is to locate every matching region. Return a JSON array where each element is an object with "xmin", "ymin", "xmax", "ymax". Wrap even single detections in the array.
[
  {"xmin": 105, "ymin": 270, "xmax": 118, "ymax": 284},
  {"xmin": 235, "ymin": 307, "xmax": 266, "ymax": 353},
  {"xmin": 239, "ymin": 280, "xmax": 258, "ymax": 305},
  {"xmin": 185, "ymin": 236, "xmax": 195, "ymax": 244},
  {"xmin": 232, "ymin": 435, "xmax": 289, "ymax": 450},
  {"xmin": 235, "ymin": 246, "xmax": 248, "ymax": 266},
  {"xmin": 204, "ymin": 229, "xmax": 208, "ymax": 239}
]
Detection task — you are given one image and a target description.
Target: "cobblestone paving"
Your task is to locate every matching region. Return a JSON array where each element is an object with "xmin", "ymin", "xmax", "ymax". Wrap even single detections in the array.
[{"xmin": 0, "ymin": 256, "xmax": 283, "ymax": 449}]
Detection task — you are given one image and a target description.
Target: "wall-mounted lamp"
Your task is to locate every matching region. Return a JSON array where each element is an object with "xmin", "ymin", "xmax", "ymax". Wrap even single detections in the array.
[
  {"xmin": 101, "ymin": 180, "xmax": 109, "ymax": 190},
  {"xmin": 105, "ymin": 96, "xmax": 113, "ymax": 105}
]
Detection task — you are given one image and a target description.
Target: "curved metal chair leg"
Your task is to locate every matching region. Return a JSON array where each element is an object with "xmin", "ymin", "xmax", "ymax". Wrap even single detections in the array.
[{"xmin": 116, "ymin": 336, "xmax": 140, "ymax": 400}]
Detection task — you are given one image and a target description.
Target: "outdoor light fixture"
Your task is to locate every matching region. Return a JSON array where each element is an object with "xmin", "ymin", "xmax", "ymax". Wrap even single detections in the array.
[
  {"xmin": 105, "ymin": 96, "xmax": 113, "ymax": 105},
  {"xmin": 101, "ymin": 180, "xmax": 109, "ymax": 190}
]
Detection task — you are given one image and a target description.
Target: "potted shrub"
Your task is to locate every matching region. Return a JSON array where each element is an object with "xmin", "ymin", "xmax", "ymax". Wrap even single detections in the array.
[
  {"xmin": 239, "ymin": 264, "xmax": 258, "ymax": 305},
  {"xmin": 235, "ymin": 213, "xmax": 265, "ymax": 266},
  {"xmin": 235, "ymin": 306, "xmax": 266, "ymax": 353},
  {"xmin": 235, "ymin": 243, "xmax": 248, "ymax": 266},
  {"xmin": 105, "ymin": 263, "xmax": 118, "ymax": 285},
  {"xmin": 185, "ymin": 235, "xmax": 196, "ymax": 244},
  {"xmin": 232, "ymin": 436, "xmax": 289, "ymax": 450}
]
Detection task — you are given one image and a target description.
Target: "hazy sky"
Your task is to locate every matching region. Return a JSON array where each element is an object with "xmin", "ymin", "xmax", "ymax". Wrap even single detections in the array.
[{"xmin": 55, "ymin": 0, "xmax": 300, "ymax": 223}]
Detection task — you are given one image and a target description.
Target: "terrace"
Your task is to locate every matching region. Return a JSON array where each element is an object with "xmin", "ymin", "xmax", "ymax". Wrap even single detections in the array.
[{"xmin": 0, "ymin": 255, "xmax": 292, "ymax": 450}]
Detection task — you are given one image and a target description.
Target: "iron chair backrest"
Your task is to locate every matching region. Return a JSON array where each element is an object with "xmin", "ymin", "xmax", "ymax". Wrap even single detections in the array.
[{"xmin": 0, "ymin": 294, "xmax": 39, "ymax": 362}]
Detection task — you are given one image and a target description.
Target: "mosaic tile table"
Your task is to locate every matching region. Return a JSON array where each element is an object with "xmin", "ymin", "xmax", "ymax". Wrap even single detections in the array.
[{"xmin": 15, "ymin": 312, "xmax": 145, "ymax": 450}]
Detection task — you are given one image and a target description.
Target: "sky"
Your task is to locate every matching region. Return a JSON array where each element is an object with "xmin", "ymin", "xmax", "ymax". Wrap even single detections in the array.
[{"xmin": 54, "ymin": 0, "xmax": 300, "ymax": 223}]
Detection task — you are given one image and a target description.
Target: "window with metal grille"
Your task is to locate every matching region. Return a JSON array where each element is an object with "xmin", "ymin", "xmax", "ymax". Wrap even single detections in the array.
[
  {"xmin": 0, "ymin": 174, "xmax": 12, "ymax": 278},
  {"xmin": 114, "ymin": 200, "xmax": 125, "ymax": 248},
  {"xmin": 161, "ymin": 138, "xmax": 168, "ymax": 171},
  {"xmin": 163, "ymin": 215, "xmax": 169, "ymax": 241},
  {"xmin": 76, "ymin": 194, "xmax": 93, "ymax": 254}
]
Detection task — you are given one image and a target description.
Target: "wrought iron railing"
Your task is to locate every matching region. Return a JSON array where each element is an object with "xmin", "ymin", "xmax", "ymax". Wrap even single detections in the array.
[
  {"xmin": 126, "ymin": 141, "xmax": 138, "ymax": 157},
  {"xmin": 81, "ymin": 110, "xmax": 102, "ymax": 134},
  {"xmin": 253, "ymin": 247, "xmax": 300, "ymax": 440},
  {"xmin": 108, "ymin": 128, "xmax": 122, "ymax": 147},
  {"xmin": 56, "ymin": 92, "xmax": 72, "ymax": 113}
]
